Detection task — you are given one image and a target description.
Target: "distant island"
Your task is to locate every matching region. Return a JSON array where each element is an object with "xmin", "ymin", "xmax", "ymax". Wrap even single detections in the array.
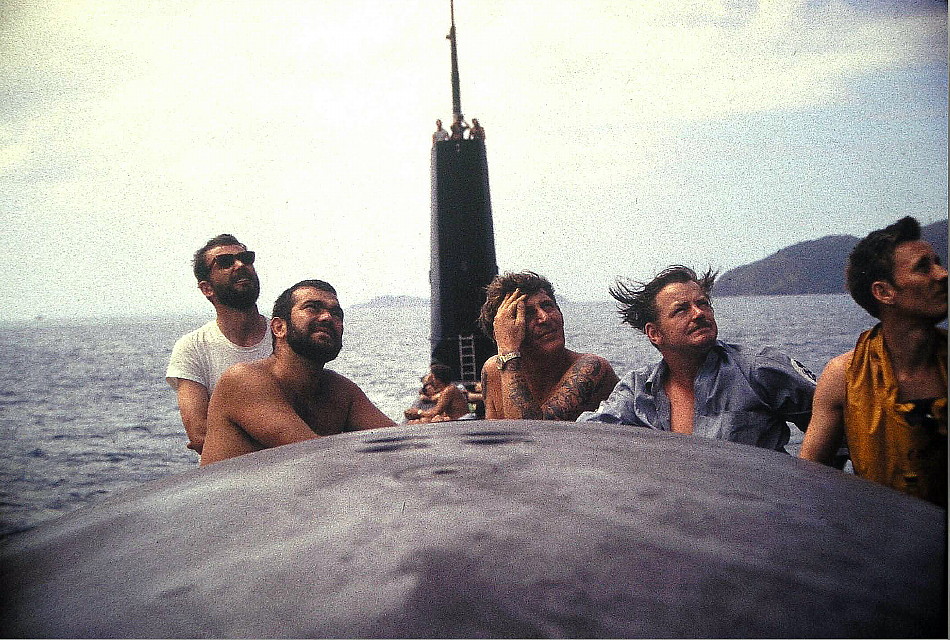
[
  {"xmin": 715, "ymin": 219, "xmax": 947, "ymax": 297},
  {"xmin": 351, "ymin": 295, "xmax": 429, "ymax": 308},
  {"xmin": 352, "ymin": 220, "xmax": 947, "ymax": 304}
]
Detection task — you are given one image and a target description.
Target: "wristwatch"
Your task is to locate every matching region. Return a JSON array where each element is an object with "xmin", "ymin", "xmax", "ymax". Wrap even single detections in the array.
[{"xmin": 497, "ymin": 351, "xmax": 521, "ymax": 370}]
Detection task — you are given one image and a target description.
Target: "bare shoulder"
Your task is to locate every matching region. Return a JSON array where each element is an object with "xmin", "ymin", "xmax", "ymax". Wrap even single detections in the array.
[
  {"xmin": 221, "ymin": 358, "xmax": 271, "ymax": 380},
  {"xmin": 575, "ymin": 352, "xmax": 612, "ymax": 368},
  {"xmin": 207, "ymin": 361, "xmax": 284, "ymax": 426},
  {"xmin": 813, "ymin": 350, "xmax": 853, "ymax": 408},
  {"xmin": 321, "ymin": 369, "xmax": 368, "ymax": 398},
  {"xmin": 215, "ymin": 360, "xmax": 276, "ymax": 395},
  {"xmin": 821, "ymin": 350, "xmax": 854, "ymax": 381},
  {"xmin": 481, "ymin": 357, "xmax": 501, "ymax": 382}
]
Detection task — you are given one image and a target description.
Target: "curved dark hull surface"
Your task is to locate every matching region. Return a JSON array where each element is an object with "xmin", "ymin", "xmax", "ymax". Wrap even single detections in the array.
[{"xmin": 1, "ymin": 420, "xmax": 945, "ymax": 637}]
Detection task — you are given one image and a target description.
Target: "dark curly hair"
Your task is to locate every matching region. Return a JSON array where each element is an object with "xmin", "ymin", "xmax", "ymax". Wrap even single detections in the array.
[
  {"xmin": 270, "ymin": 279, "xmax": 339, "ymax": 349},
  {"xmin": 272, "ymin": 279, "xmax": 338, "ymax": 323},
  {"xmin": 477, "ymin": 271, "xmax": 557, "ymax": 341},
  {"xmin": 846, "ymin": 216, "xmax": 922, "ymax": 319},
  {"xmin": 610, "ymin": 265, "xmax": 718, "ymax": 332}
]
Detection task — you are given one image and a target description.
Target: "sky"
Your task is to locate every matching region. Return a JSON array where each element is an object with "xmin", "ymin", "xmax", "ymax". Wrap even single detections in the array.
[{"xmin": 1, "ymin": 0, "xmax": 946, "ymax": 320}]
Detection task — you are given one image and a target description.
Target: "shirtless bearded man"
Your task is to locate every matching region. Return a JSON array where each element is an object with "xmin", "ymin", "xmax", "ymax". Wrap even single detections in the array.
[
  {"xmin": 200, "ymin": 279, "xmax": 395, "ymax": 465},
  {"xmin": 478, "ymin": 272, "xmax": 618, "ymax": 420}
]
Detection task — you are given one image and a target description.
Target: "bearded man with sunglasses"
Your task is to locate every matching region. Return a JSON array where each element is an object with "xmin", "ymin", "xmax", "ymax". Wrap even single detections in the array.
[{"xmin": 166, "ymin": 234, "xmax": 272, "ymax": 455}]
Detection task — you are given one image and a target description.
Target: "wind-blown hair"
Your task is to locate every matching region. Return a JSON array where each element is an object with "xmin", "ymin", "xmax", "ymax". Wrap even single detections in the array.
[
  {"xmin": 846, "ymin": 216, "xmax": 922, "ymax": 318},
  {"xmin": 192, "ymin": 233, "xmax": 246, "ymax": 282},
  {"xmin": 611, "ymin": 265, "xmax": 717, "ymax": 332},
  {"xmin": 477, "ymin": 271, "xmax": 557, "ymax": 341}
]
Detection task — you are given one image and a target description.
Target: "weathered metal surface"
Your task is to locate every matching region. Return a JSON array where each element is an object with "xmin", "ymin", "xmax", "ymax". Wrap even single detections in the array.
[{"xmin": 1, "ymin": 420, "xmax": 945, "ymax": 638}]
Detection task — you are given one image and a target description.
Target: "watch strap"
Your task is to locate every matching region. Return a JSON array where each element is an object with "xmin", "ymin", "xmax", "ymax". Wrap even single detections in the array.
[{"xmin": 497, "ymin": 351, "xmax": 522, "ymax": 370}]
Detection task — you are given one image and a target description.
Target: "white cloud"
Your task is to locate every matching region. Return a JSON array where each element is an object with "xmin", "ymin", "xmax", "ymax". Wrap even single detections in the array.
[{"xmin": 0, "ymin": 0, "xmax": 945, "ymax": 319}]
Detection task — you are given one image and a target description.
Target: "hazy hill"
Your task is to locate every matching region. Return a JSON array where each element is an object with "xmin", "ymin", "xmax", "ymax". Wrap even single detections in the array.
[
  {"xmin": 352, "ymin": 295, "xmax": 428, "ymax": 308},
  {"xmin": 715, "ymin": 219, "xmax": 947, "ymax": 297}
]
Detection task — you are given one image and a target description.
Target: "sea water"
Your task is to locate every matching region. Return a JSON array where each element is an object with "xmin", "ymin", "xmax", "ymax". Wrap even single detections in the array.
[{"xmin": 0, "ymin": 294, "xmax": 875, "ymax": 538}]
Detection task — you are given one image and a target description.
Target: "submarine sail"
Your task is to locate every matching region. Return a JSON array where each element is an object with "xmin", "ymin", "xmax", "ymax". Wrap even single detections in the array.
[{"xmin": 429, "ymin": 0, "xmax": 498, "ymax": 384}]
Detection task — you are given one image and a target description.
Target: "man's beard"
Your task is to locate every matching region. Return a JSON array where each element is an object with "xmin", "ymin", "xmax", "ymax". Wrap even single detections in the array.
[
  {"xmin": 285, "ymin": 319, "xmax": 342, "ymax": 363},
  {"xmin": 213, "ymin": 271, "xmax": 260, "ymax": 310}
]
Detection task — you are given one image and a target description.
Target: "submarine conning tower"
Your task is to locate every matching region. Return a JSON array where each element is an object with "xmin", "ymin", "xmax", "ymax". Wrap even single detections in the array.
[{"xmin": 429, "ymin": 0, "xmax": 498, "ymax": 385}]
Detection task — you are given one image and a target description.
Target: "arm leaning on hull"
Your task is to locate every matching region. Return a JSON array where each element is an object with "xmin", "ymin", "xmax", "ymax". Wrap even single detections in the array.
[
  {"xmin": 540, "ymin": 354, "xmax": 619, "ymax": 420},
  {"xmin": 200, "ymin": 364, "xmax": 321, "ymax": 465},
  {"xmin": 342, "ymin": 377, "xmax": 398, "ymax": 431},
  {"xmin": 201, "ymin": 367, "xmax": 397, "ymax": 465},
  {"xmin": 749, "ymin": 347, "xmax": 819, "ymax": 432}
]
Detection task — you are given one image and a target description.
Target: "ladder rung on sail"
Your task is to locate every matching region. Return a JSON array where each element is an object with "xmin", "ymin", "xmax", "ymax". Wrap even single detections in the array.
[{"xmin": 458, "ymin": 335, "xmax": 477, "ymax": 383}]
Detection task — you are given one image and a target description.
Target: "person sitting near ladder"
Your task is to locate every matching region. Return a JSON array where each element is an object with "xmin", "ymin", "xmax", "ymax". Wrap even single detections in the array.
[
  {"xmin": 478, "ymin": 271, "xmax": 619, "ymax": 420},
  {"xmin": 405, "ymin": 362, "xmax": 474, "ymax": 423}
]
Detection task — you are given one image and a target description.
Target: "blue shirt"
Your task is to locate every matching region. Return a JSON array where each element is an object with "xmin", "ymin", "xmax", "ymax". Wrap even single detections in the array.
[{"xmin": 577, "ymin": 341, "xmax": 817, "ymax": 452}]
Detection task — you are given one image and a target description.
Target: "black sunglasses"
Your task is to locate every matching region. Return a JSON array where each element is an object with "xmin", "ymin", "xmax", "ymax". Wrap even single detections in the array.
[{"xmin": 210, "ymin": 250, "xmax": 255, "ymax": 270}]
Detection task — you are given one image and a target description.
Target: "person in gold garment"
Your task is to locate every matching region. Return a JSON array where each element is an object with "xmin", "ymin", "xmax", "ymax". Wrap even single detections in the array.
[{"xmin": 801, "ymin": 217, "xmax": 948, "ymax": 507}]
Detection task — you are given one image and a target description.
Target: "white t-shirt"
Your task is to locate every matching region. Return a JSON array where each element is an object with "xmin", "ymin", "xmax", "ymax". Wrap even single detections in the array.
[{"xmin": 166, "ymin": 319, "xmax": 273, "ymax": 394}]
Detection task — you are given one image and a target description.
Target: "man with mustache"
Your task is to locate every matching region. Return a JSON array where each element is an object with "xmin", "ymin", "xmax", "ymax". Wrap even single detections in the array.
[
  {"xmin": 200, "ymin": 280, "xmax": 395, "ymax": 465},
  {"xmin": 166, "ymin": 234, "xmax": 272, "ymax": 455},
  {"xmin": 579, "ymin": 266, "xmax": 817, "ymax": 452},
  {"xmin": 801, "ymin": 217, "xmax": 947, "ymax": 506},
  {"xmin": 478, "ymin": 272, "xmax": 619, "ymax": 421}
]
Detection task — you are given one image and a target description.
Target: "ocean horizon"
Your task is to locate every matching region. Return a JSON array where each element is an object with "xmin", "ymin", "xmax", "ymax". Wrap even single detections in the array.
[{"xmin": 1, "ymin": 293, "xmax": 881, "ymax": 538}]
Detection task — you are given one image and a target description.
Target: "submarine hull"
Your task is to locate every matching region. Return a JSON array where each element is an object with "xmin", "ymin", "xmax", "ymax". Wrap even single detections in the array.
[
  {"xmin": 429, "ymin": 138, "xmax": 497, "ymax": 382},
  {"xmin": 1, "ymin": 420, "xmax": 945, "ymax": 638}
]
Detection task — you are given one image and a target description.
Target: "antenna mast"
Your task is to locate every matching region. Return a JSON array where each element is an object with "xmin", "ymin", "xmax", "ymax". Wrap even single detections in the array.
[{"xmin": 448, "ymin": 0, "xmax": 462, "ymax": 118}]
